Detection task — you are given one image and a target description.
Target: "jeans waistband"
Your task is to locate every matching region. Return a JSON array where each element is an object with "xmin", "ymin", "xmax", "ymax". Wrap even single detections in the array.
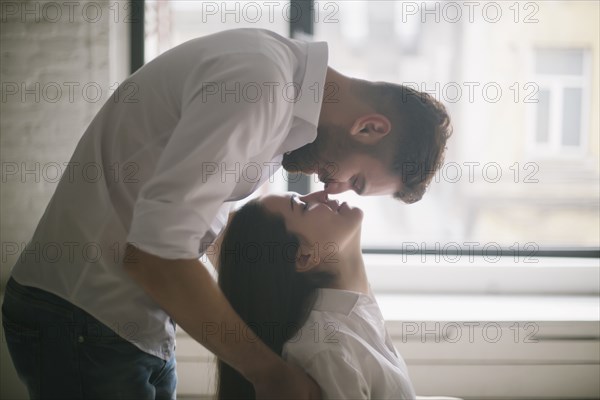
[{"xmin": 5, "ymin": 276, "xmax": 77, "ymax": 320}]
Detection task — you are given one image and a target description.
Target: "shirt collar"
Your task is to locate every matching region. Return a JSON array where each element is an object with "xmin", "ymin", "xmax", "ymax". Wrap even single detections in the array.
[
  {"xmin": 277, "ymin": 40, "xmax": 328, "ymax": 156},
  {"xmin": 312, "ymin": 288, "xmax": 373, "ymax": 316},
  {"xmin": 293, "ymin": 40, "xmax": 329, "ymax": 126}
]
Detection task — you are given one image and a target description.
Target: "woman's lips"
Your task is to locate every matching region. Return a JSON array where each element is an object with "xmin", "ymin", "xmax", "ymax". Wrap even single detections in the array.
[{"xmin": 325, "ymin": 201, "xmax": 340, "ymax": 213}]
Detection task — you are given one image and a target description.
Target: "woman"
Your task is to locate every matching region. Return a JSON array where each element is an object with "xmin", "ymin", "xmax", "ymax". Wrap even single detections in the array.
[{"xmin": 216, "ymin": 190, "xmax": 416, "ymax": 399}]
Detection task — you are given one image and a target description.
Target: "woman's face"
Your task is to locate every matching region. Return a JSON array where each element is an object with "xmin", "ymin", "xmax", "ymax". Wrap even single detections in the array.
[{"xmin": 260, "ymin": 190, "xmax": 363, "ymax": 251}]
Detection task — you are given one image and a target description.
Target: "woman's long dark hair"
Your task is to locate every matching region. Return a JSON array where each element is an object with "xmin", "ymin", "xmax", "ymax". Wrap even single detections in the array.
[{"xmin": 216, "ymin": 199, "xmax": 334, "ymax": 399}]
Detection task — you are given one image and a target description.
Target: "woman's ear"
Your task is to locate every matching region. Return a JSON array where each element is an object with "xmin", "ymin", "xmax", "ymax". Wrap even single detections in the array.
[{"xmin": 295, "ymin": 242, "xmax": 320, "ymax": 273}]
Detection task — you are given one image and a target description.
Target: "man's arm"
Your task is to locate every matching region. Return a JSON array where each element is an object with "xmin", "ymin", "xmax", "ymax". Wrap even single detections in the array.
[
  {"xmin": 123, "ymin": 52, "xmax": 317, "ymax": 397},
  {"xmin": 123, "ymin": 243, "xmax": 321, "ymax": 398}
]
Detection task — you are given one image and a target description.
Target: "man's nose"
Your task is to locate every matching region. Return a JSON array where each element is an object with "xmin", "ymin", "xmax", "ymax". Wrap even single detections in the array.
[
  {"xmin": 324, "ymin": 181, "xmax": 352, "ymax": 195},
  {"xmin": 301, "ymin": 190, "xmax": 329, "ymax": 203}
]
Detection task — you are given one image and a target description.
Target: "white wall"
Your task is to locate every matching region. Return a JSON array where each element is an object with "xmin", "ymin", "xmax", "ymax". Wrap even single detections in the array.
[
  {"xmin": 0, "ymin": 2, "xmax": 127, "ymax": 398},
  {"xmin": 0, "ymin": 0, "xmax": 129, "ymax": 291}
]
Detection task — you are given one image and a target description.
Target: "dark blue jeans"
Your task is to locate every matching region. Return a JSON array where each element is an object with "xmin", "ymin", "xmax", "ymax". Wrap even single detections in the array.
[{"xmin": 1, "ymin": 276, "xmax": 177, "ymax": 399}]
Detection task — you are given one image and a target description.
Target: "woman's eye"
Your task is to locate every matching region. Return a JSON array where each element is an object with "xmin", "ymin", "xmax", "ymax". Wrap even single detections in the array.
[{"xmin": 303, "ymin": 202, "xmax": 309, "ymax": 211}]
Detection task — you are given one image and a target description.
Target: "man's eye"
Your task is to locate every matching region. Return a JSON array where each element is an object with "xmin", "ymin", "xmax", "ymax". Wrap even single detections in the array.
[
  {"xmin": 353, "ymin": 176, "xmax": 364, "ymax": 195},
  {"xmin": 303, "ymin": 202, "xmax": 309, "ymax": 211}
]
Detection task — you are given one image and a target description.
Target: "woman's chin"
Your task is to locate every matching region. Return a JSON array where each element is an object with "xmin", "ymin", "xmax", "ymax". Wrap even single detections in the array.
[
  {"xmin": 354, "ymin": 207, "xmax": 364, "ymax": 221},
  {"xmin": 336, "ymin": 202, "xmax": 363, "ymax": 226}
]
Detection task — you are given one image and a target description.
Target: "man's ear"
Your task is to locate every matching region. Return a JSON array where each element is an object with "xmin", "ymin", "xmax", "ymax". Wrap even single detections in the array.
[
  {"xmin": 350, "ymin": 114, "xmax": 392, "ymax": 145},
  {"xmin": 295, "ymin": 242, "xmax": 320, "ymax": 273}
]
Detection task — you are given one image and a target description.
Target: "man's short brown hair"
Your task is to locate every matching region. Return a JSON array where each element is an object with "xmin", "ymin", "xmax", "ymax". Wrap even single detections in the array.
[{"xmin": 354, "ymin": 81, "xmax": 453, "ymax": 204}]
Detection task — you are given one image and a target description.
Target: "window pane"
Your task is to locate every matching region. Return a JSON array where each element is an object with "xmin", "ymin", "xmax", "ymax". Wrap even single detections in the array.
[
  {"xmin": 340, "ymin": 1, "xmax": 369, "ymax": 43},
  {"xmin": 394, "ymin": 2, "xmax": 421, "ymax": 54},
  {"xmin": 535, "ymin": 49, "xmax": 584, "ymax": 75},
  {"xmin": 145, "ymin": 1, "xmax": 290, "ymax": 62},
  {"xmin": 561, "ymin": 87, "xmax": 583, "ymax": 146},
  {"xmin": 536, "ymin": 89, "xmax": 551, "ymax": 144},
  {"xmin": 367, "ymin": 1, "xmax": 394, "ymax": 42},
  {"xmin": 143, "ymin": 0, "xmax": 291, "ymax": 199}
]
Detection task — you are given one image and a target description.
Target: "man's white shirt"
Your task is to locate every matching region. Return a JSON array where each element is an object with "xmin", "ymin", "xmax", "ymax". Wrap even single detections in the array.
[
  {"xmin": 283, "ymin": 288, "xmax": 417, "ymax": 399},
  {"xmin": 10, "ymin": 28, "xmax": 328, "ymax": 361}
]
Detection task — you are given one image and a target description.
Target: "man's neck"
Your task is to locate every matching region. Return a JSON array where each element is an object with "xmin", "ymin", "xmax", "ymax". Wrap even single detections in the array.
[{"xmin": 318, "ymin": 67, "xmax": 351, "ymax": 128}]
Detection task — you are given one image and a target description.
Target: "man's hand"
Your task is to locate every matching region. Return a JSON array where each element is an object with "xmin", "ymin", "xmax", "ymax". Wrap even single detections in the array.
[{"xmin": 253, "ymin": 361, "xmax": 322, "ymax": 400}]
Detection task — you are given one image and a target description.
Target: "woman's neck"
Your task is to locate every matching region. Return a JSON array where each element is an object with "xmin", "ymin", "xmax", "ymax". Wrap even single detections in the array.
[{"xmin": 324, "ymin": 245, "xmax": 370, "ymax": 295}]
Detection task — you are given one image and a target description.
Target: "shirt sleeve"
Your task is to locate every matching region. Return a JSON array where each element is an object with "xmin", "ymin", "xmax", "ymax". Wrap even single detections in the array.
[
  {"xmin": 302, "ymin": 349, "xmax": 370, "ymax": 400},
  {"xmin": 126, "ymin": 53, "xmax": 292, "ymax": 260},
  {"xmin": 198, "ymin": 201, "xmax": 233, "ymax": 257}
]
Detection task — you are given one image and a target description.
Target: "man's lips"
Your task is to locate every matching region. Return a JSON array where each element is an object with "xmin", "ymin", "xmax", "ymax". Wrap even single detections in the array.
[
  {"xmin": 321, "ymin": 176, "xmax": 336, "ymax": 187},
  {"xmin": 332, "ymin": 200, "xmax": 340, "ymax": 211}
]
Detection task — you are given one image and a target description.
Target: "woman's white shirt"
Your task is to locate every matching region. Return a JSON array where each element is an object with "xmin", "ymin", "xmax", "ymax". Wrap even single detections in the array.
[{"xmin": 282, "ymin": 288, "xmax": 416, "ymax": 400}]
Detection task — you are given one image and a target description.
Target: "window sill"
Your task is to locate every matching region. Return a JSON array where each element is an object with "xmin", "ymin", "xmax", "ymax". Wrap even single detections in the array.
[
  {"xmin": 375, "ymin": 293, "xmax": 600, "ymax": 323},
  {"xmin": 364, "ymin": 254, "xmax": 600, "ymax": 295}
]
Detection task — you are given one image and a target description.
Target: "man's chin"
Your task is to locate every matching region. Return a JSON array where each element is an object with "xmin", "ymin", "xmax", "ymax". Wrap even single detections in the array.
[
  {"xmin": 282, "ymin": 151, "xmax": 325, "ymax": 175},
  {"xmin": 302, "ymin": 166, "xmax": 318, "ymax": 175},
  {"xmin": 282, "ymin": 163, "xmax": 316, "ymax": 175}
]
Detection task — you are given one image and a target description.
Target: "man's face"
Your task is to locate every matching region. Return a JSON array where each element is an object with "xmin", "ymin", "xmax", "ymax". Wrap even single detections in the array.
[
  {"xmin": 282, "ymin": 122, "xmax": 402, "ymax": 196},
  {"xmin": 319, "ymin": 152, "xmax": 402, "ymax": 196}
]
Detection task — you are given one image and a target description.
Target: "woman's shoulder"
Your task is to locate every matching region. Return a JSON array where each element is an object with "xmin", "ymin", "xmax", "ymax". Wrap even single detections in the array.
[
  {"xmin": 282, "ymin": 306, "xmax": 351, "ymax": 358},
  {"xmin": 282, "ymin": 315, "xmax": 416, "ymax": 400}
]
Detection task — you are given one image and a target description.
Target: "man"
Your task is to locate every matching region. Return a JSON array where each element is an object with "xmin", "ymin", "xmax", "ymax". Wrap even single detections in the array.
[{"xmin": 2, "ymin": 28, "xmax": 451, "ymax": 399}]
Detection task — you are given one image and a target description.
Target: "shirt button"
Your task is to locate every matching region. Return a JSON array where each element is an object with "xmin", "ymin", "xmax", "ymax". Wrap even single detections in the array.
[{"xmin": 78, "ymin": 335, "xmax": 85, "ymax": 343}]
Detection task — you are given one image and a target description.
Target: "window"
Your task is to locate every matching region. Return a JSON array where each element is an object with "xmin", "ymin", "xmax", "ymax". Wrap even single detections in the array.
[
  {"xmin": 137, "ymin": 1, "xmax": 600, "ymax": 286},
  {"xmin": 530, "ymin": 48, "xmax": 591, "ymax": 155}
]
